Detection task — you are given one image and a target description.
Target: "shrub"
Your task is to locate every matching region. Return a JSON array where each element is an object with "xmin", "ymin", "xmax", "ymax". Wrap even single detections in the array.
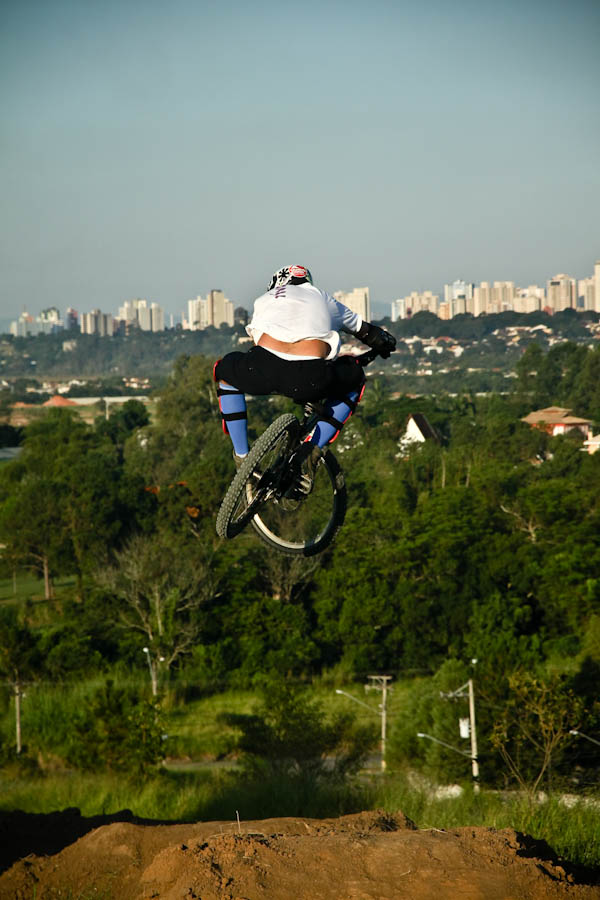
[
  {"xmin": 219, "ymin": 678, "xmax": 376, "ymax": 780},
  {"xmin": 66, "ymin": 680, "xmax": 166, "ymax": 774}
]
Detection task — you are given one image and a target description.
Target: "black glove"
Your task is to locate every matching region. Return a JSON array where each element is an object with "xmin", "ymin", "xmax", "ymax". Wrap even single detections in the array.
[{"xmin": 356, "ymin": 321, "xmax": 397, "ymax": 358}]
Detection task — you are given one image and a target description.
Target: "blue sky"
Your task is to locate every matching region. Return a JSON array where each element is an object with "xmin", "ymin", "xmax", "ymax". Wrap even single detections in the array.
[{"xmin": 2, "ymin": 0, "xmax": 599, "ymax": 320}]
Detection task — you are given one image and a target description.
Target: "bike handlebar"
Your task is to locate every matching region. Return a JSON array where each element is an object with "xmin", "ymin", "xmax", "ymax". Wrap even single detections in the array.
[{"xmin": 355, "ymin": 347, "xmax": 387, "ymax": 366}]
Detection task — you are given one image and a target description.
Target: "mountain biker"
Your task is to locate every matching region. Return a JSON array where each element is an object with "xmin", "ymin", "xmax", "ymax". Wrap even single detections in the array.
[{"xmin": 214, "ymin": 265, "xmax": 396, "ymax": 473}]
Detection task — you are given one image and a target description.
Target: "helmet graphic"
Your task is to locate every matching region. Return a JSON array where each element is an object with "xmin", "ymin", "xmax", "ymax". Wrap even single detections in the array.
[{"xmin": 268, "ymin": 265, "xmax": 313, "ymax": 291}]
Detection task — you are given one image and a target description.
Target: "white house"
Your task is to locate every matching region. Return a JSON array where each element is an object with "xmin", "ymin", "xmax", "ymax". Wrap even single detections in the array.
[{"xmin": 398, "ymin": 413, "xmax": 441, "ymax": 453}]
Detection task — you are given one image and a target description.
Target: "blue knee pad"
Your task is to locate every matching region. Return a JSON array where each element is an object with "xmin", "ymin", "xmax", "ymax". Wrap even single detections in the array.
[
  {"xmin": 217, "ymin": 382, "xmax": 249, "ymax": 456},
  {"xmin": 311, "ymin": 387, "xmax": 363, "ymax": 448}
]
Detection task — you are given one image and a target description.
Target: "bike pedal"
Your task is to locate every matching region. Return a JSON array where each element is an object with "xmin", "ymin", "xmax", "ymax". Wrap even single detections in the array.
[
  {"xmin": 296, "ymin": 473, "xmax": 314, "ymax": 495},
  {"xmin": 284, "ymin": 472, "xmax": 314, "ymax": 502}
]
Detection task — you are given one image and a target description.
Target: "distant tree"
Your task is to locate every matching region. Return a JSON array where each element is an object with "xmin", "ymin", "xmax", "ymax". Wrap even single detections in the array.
[
  {"xmin": 251, "ymin": 545, "xmax": 319, "ymax": 604},
  {"xmin": 124, "ymin": 354, "xmax": 223, "ymax": 486},
  {"xmin": 0, "ymin": 607, "xmax": 40, "ymax": 754},
  {"xmin": 99, "ymin": 531, "xmax": 220, "ymax": 694},
  {"xmin": 95, "ymin": 398, "xmax": 150, "ymax": 456},
  {"xmin": 568, "ymin": 345, "xmax": 600, "ymax": 422},
  {"xmin": 0, "ymin": 424, "xmax": 22, "ymax": 446},
  {"xmin": 67, "ymin": 680, "xmax": 165, "ymax": 773},
  {"xmin": 220, "ymin": 679, "xmax": 376, "ymax": 780},
  {"xmin": 467, "ymin": 592, "xmax": 544, "ymax": 676},
  {"xmin": 515, "ymin": 343, "xmax": 544, "ymax": 399},
  {"xmin": 491, "ymin": 672, "xmax": 583, "ymax": 796},
  {"xmin": 0, "ymin": 410, "xmax": 130, "ymax": 595},
  {"xmin": 0, "ymin": 470, "xmax": 69, "ymax": 598}
]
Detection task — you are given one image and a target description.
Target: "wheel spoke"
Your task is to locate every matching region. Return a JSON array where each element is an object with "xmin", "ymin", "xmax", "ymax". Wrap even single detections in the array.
[
  {"xmin": 217, "ymin": 413, "xmax": 346, "ymax": 555},
  {"xmin": 250, "ymin": 450, "xmax": 346, "ymax": 556}
]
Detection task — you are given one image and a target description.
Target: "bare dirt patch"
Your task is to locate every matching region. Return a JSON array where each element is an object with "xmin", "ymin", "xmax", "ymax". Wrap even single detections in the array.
[{"xmin": 1, "ymin": 808, "xmax": 599, "ymax": 899}]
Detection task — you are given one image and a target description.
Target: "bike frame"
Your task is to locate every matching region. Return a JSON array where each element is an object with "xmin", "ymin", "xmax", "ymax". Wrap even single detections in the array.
[
  {"xmin": 262, "ymin": 347, "xmax": 379, "ymax": 491},
  {"xmin": 298, "ymin": 346, "xmax": 379, "ymax": 438}
]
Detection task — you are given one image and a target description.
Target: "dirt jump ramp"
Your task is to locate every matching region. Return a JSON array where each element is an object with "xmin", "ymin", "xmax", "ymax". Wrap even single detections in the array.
[{"xmin": 1, "ymin": 808, "xmax": 599, "ymax": 899}]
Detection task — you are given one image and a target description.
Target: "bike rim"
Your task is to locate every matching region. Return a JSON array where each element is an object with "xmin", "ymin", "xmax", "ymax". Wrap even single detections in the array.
[{"xmin": 249, "ymin": 452, "xmax": 342, "ymax": 553}]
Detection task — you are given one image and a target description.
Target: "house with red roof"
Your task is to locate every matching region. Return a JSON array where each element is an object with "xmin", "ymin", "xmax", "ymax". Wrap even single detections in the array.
[
  {"xmin": 42, "ymin": 395, "xmax": 78, "ymax": 407},
  {"xmin": 521, "ymin": 406, "xmax": 592, "ymax": 439}
]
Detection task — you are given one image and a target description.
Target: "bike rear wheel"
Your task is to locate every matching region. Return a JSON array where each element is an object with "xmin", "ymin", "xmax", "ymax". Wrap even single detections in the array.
[
  {"xmin": 216, "ymin": 413, "xmax": 347, "ymax": 556},
  {"xmin": 250, "ymin": 444, "xmax": 346, "ymax": 556}
]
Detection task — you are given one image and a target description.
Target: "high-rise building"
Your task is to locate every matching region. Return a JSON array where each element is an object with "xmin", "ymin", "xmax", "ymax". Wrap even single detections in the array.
[
  {"xmin": 514, "ymin": 286, "xmax": 544, "ymax": 314},
  {"xmin": 491, "ymin": 281, "xmax": 516, "ymax": 313},
  {"xmin": 187, "ymin": 296, "xmax": 203, "ymax": 330},
  {"xmin": 392, "ymin": 291, "xmax": 438, "ymax": 319},
  {"xmin": 444, "ymin": 280, "xmax": 474, "ymax": 316},
  {"xmin": 333, "ymin": 287, "xmax": 370, "ymax": 321},
  {"xmin": 209, "ymin": 290, "xmax": 235, "ymax": 327},
  {"xmin": 577, "ymin": 277, "xmax": 595, "ymax": 310},
  {"xmin": 81, "ymin": 310, "xmax": 113, "ymax": 336},
  {"xmin": 150, "ymin": 302, "xmax": 164, "ymax": 332},
  {"xmin": 65, "ymin": 307, "xmax": 79, "ymax": 330},
  {"xmin": 118, "ymin": 299, "xmax": 139, "ymax": 323},
  {"xmin": 117, "ymin": 298, "xmax": 165, "ymax": 331},
  {"xmin": 391, "ymin": 298, "xmax": 404, "ymax": 321},
  {"xmin": 80, "ymin": 310, "xmax": 95, "ymax": 335},
  {"xmin": 10, "ymin": 311, "xmax": 36, "ymax": 337},
  {"xmin": 473, "ymin": 282, "xmax": 491, "ymax": 316},
  {"xmin": 11, "ymin": 308, "xmax": 67, "ymax": 336},
  {"xmin": 136, "ymin": 300, "xmax": 151, "ymax": 331},
  {"xmin": 594, "ymin": 261, "xmax": 600, "ymax": 313},
  {"xmin": 546, "ymin": 274, "xmax": 576, "ymax": 312},
  {"xmin": 186, "ymin": 291, "xmax": 234, "ymax": 329},
  {"xmin": 38, "ymin": 307, "xmax": 62, "ymax": 332}
]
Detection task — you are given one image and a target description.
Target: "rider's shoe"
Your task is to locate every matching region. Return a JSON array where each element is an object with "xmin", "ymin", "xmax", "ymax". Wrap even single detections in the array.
[
  {"xmin": 285, "ymin": 443, "xmax": 323, "ymax": 500},
  {"xmin": 233, "ymin": 451, "xmax": 263, "ymax": 495},
  {"xmin": 233, "ymin": 451, "xmax": 248, "ymax": 469}
]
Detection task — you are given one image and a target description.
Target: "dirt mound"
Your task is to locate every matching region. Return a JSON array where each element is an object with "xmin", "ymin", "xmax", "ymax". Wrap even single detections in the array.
[{"xmin": 1, "ymin": 808, "xmax": 599, "ymax": 899}]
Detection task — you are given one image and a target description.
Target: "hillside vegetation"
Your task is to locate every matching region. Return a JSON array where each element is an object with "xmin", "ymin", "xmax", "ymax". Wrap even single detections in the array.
[{"xmin": 1, "ymin": 339, "xmax": 599, "ymax": 856}]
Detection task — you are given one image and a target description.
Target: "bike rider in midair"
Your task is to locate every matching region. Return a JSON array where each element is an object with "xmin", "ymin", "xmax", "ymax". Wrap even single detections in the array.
[{"xmin": 214, "ymin": 265, "xmax": 396, "ymax": 475}]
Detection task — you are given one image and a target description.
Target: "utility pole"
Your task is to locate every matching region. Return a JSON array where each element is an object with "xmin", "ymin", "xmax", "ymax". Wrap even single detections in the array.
[
  {"xmin": 143, "ymin": 647, "xmax": 165, "ymax": 697},
  {"xmin": 440, "ymin": 678, "xmax": 479, "ymax": 793},
  {"xmin": 468, "ymin": 678, "xmax": 479, "ymax": 791},
  {"xmin": 365, "ymin": 675, "xmax": 392, "ymax": 772},
  {"xmin": 14, "ymin": 677, "xmax": 22, "ymax": 754}
]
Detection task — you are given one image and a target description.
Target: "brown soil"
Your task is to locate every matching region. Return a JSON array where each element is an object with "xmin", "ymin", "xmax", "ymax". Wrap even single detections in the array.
[{"xmin": 1, "ymin": 808, "xmax": 599, "ymax": 900}]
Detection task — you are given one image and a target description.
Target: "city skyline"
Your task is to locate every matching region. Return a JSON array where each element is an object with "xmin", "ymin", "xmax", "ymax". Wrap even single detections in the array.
[
  {"xmin": 1, "ymin": 0, "xmax": 598, "ymax": 324},
  {"xmin": 2, "ymin": 247, "xmax": 598, "ymax": 328},
  {"xmin": 5, "ymin": 250, "xmax": 600, "ymax": 329},
  {"xmin": 8, "ymin": 254, "xmax": 600, "ymax": 336}
]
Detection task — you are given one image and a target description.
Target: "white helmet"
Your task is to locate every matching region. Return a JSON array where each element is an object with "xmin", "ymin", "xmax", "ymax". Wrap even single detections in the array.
[{"xmin": 268, "ymin": 265, "xmax": 313, "ymax": 291}]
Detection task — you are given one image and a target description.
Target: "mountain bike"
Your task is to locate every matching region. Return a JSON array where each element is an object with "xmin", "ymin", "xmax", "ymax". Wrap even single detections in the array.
[{"xmin": 215, "ymin": 348, "xmax": 380, "ymax": 556}]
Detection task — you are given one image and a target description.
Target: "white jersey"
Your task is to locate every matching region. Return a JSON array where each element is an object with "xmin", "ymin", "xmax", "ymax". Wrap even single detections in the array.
[{"xmin": 246, "ymin": 282, "xmax": 362, "ymax": 361}]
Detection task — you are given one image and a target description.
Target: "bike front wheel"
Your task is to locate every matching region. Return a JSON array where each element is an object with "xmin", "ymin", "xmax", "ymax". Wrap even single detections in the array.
[{"xmin": 216, "ymin": 414, "xmax": 300, "ymax": 541}]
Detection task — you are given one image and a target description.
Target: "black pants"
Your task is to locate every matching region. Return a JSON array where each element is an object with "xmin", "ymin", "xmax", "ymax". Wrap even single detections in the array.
[{"xmin": 214, "ymin": 346, "xmax": 365, "ymax": 404}]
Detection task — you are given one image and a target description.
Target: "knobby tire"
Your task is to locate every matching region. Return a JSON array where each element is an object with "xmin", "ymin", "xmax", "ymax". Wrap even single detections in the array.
[{"xmin": 216, "ymin": 413, "xmax": 299, "ymax": 540}]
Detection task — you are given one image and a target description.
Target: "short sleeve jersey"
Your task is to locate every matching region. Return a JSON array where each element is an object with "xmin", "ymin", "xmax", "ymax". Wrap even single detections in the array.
[{"xmin": 246, "ymin": 283, "xmax": 362, "ymax": 360}]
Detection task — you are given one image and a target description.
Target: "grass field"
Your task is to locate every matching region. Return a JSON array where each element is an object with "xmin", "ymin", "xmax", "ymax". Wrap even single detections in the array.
[
  {"xmin": 0, "ymin": 574, "xmax": 76, "ymax": 604},
  {"xmin": 1, "ymin": 675, "xmax": 412, "ymax": 764},
  {"xmin": 1, "ymin": 768, "xmax": 598, "ymax": 868},
  {"xmin": 373, "ymin": 777, "xmax": 600, "ymax": 869},
  {"xmin": 165, "ymin": 679, "xmax": 412, "ymax": 761}
]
